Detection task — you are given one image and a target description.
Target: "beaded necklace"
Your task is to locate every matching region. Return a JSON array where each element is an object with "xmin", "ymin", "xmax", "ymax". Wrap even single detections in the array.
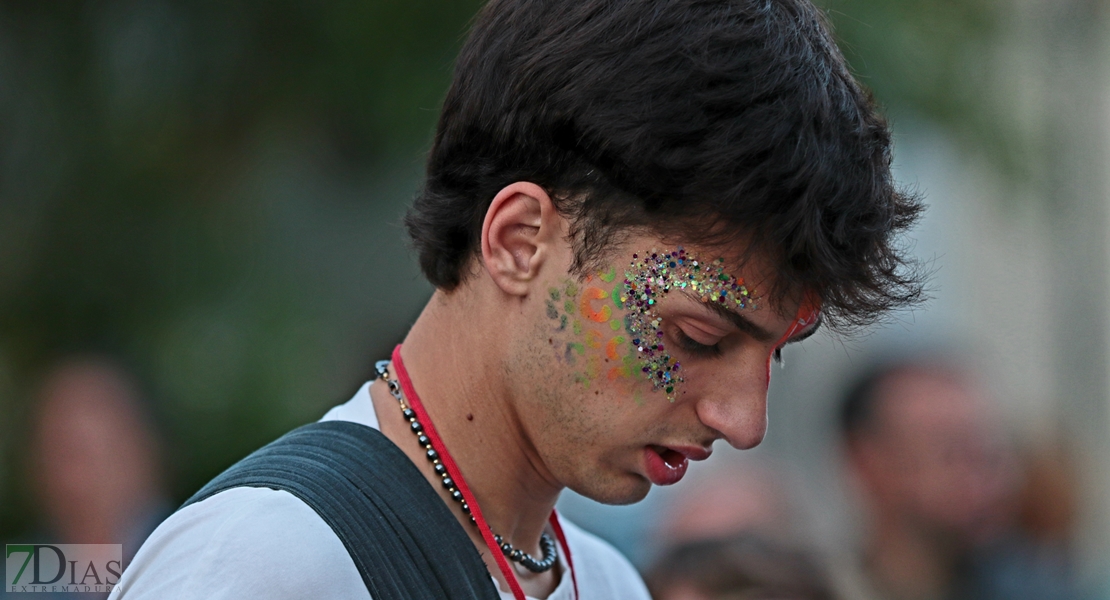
[{"xmin": 379, "ymin": 345, "xmax": 579, "ymax": 600}]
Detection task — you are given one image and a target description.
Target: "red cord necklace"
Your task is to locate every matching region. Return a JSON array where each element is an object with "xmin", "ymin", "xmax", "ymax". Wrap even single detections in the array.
[{"xmin": 389, "ymin": 345, "xmax": 578, "ymax": 600}]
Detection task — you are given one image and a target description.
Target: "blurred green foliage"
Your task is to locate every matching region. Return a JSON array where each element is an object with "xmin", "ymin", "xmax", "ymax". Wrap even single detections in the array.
[
  {"xmin": 0, "ymin": 0, "xmax": 1009, "ymax": 539},
  {"xmin": 820, "ymin": 0, "xmax": 1006, "ymax": 150},
  {"xmin": 0, "ymin": 0, "xmax": 482, "ymax": 537}
]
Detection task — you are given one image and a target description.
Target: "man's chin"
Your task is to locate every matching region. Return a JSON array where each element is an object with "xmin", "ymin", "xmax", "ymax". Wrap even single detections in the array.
[{"xmin": 568, "ymin": 472, "xmax": 652, "ymax": 506}]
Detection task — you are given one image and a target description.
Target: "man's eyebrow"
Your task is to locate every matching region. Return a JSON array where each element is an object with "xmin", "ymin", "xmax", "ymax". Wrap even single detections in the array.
[
  {"xmin": 686, "ymin": 292, "xmax": 777, "ymax": 343},
  {"xmin": 684, "ymin": 291, "xmax": 824, "ymax": 345}
]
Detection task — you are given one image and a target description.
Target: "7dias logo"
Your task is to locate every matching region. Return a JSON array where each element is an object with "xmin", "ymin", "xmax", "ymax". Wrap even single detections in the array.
[{"xmin": 6, "ymin": 544, "xmax": 123, "ymax": 594}]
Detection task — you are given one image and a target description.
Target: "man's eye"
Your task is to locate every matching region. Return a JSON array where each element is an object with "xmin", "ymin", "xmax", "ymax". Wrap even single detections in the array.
[{"xmin": 675, "ymin": 329, "xmax": 722, "ymax": 357}]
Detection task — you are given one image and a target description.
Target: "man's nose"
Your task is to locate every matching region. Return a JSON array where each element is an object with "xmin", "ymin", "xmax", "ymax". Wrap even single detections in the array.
[{"xmin": 695, "ymin": 388, "xmax": 768, "ymax": 450}]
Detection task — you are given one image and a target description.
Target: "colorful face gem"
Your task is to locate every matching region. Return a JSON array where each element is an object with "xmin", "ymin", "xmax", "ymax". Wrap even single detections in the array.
[{"xmin": 621, "ymin": 247, "xmax": 755, "ymax": 400}]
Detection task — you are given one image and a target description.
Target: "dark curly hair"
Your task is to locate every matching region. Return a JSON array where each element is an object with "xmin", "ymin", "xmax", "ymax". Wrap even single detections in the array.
[{"xmin": 406, "ymin": 0, "xmax": 925, "ymax": 328}]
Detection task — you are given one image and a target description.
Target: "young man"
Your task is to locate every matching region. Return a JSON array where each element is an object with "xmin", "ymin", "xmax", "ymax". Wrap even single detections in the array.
[{"xmin": 112, "ymin": 0, "xmax": 922, "ymax": 598}]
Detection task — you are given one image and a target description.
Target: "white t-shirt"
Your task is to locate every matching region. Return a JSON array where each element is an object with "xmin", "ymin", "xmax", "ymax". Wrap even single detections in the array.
[{"xmin": 110, "ymin": 383, "xmax": 651, "ymax": 600}]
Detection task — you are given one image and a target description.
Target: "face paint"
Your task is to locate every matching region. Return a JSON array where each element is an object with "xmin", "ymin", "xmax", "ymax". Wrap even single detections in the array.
[
  {"xmin": 548, "ymin": 246, "xmax": 756, "ymax": 403},
  {"xmin": 764, "ymin": 294, "xmax": 821, "ymax": 388},
  {"xmin": 565, "ymin": 342, "xmax": 584, "ymax": 364},
  {"xmin": 580, "ymin": 287, "xmax": 612, "ymax": 322},
  {"xmin": 605, "ymin": 336, "xmax": 625, "ymax": 361},
  {"xmin": 548, "ymin": 277, "xmax": 630, "ymax": 389}
]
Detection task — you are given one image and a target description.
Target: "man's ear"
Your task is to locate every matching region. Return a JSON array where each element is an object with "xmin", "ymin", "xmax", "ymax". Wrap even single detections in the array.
[{"xmin": 481, "ymin": 182, "xmax": 563, "ymax": 297}]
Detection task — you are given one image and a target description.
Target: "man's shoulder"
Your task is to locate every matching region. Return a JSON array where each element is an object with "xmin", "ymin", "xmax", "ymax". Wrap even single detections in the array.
[
  {"xmin": 112, "ymin": 487, "xmax": 369, "ymax": 600},
  {"xmin": 556, "ymin": 516, "xmax": 651, "ymax": 600},
  {"xmin": 111, "ymin": 384, "xmax": 382, "ymax": 600}
]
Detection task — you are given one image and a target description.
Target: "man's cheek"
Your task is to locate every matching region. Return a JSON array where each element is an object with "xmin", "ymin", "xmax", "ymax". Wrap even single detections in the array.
[
  {"xmin": 545, "ymin": 276, "xmax": 645, "ymax": 402},
  {"xmin": 578, "ymin": 284, "xmax": 641, "ymax": 394}
]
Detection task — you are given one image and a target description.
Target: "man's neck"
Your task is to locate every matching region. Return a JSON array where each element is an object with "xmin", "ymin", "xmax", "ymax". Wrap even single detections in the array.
[{"xmin": 371, "ymin": 289, "xmax": 563, "ymax": 596}]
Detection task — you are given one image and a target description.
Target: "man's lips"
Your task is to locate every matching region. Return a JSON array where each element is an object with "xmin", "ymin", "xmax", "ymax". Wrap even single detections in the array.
[{"xmin": 642, "ymin": 444, "xmax": 711, "ymax": 486}]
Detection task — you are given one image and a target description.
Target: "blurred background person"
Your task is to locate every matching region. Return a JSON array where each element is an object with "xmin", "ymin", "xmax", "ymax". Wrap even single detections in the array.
[
  {"xmin": 983, "ymin": 438, "xmax": 1087, "ymax": 600},
  {"xmin": 645, "ymin": 457, "xmax": 836, "ymax": 600},
  {"xmin": 4, "ymin": 357, "xmax": 171, "ymax": 599},
  {"xmin": 835, "ymin": 360, "xmax": 1086, "ymax": 600},
  {"xmin": 656, "ymin": 459, "xmax": 798, "ymax": 548},
  {"xmin": 646, "ymin": 535, "xmax": 835, "ymax": 600}
]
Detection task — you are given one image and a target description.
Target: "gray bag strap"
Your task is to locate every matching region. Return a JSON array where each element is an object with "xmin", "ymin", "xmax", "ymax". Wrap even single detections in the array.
[{"xmin": 182, "ymin": 420, "xmax": 500, "ymax": 600}]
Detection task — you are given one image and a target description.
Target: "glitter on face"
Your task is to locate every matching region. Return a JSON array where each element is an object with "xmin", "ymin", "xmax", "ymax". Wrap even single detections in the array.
[{"xmin": 622, "ymin": 247, "xmax": 756, "ymax": 400}]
